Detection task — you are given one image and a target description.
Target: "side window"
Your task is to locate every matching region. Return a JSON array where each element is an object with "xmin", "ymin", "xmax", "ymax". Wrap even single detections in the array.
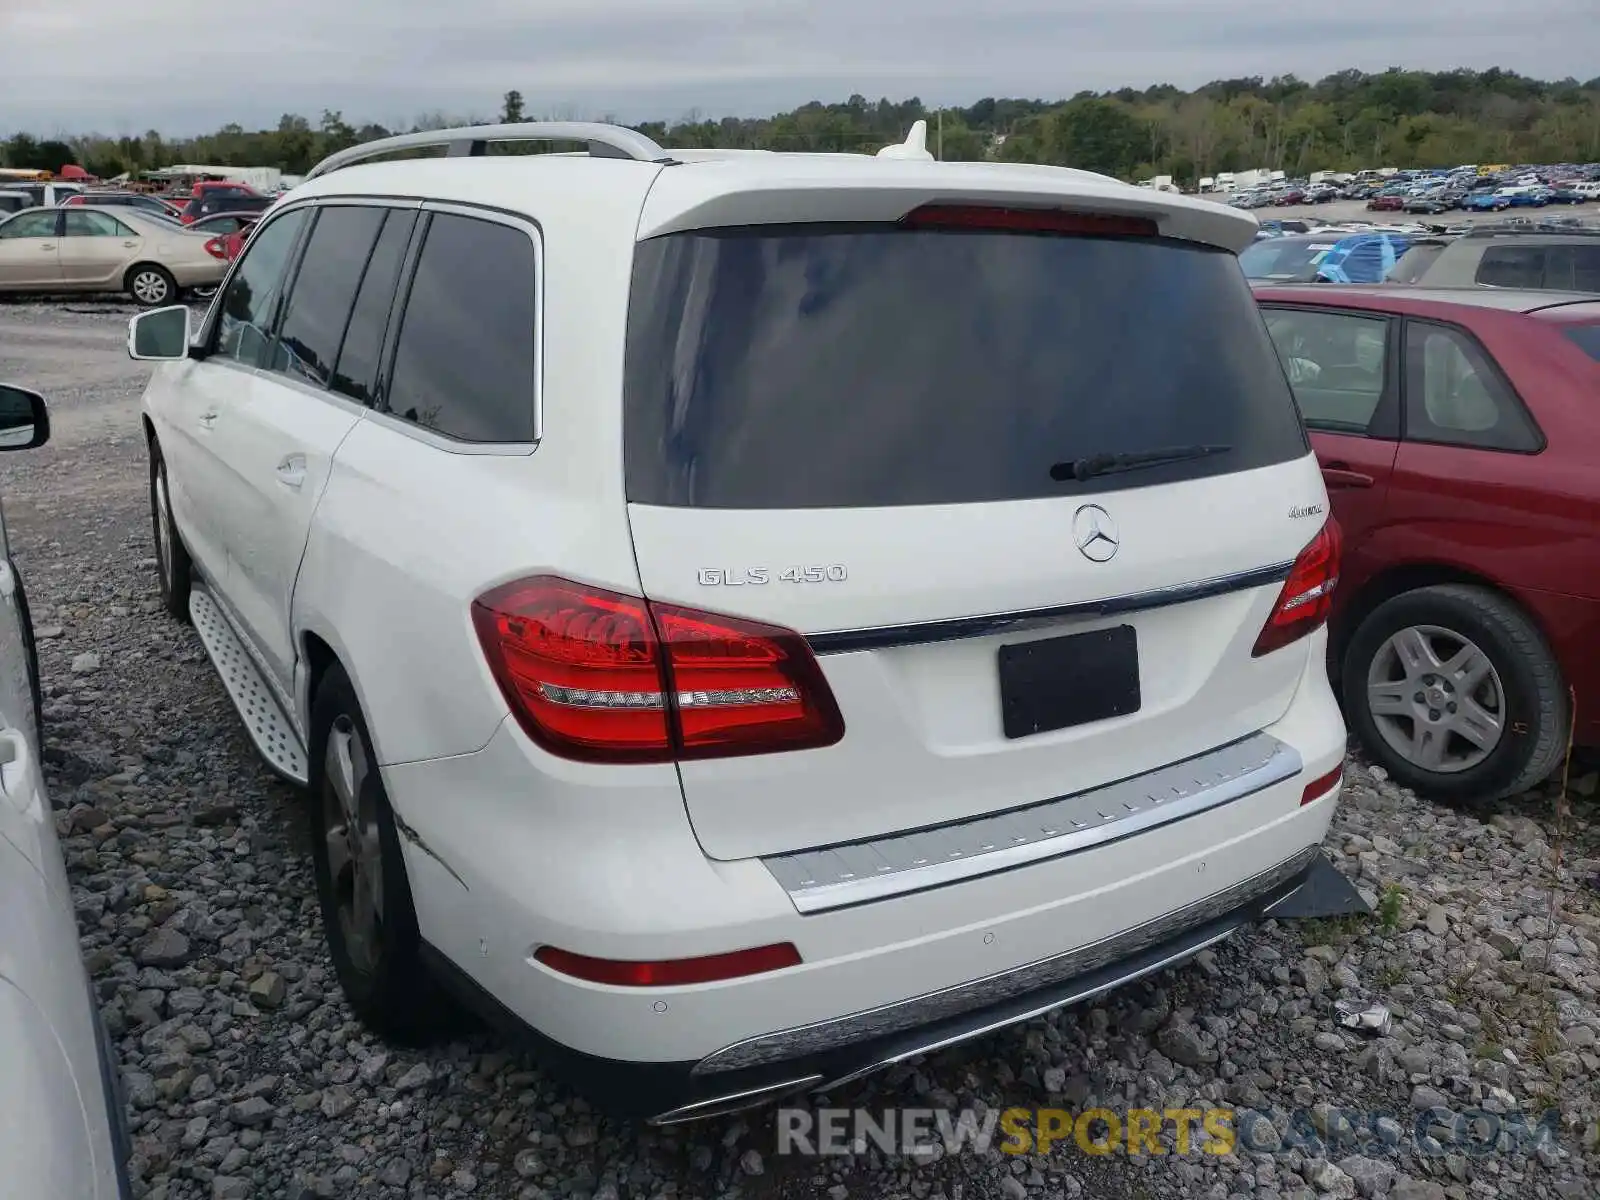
[
  {"xmin": 1262, "ymin": 308, "xmax": 1389, "ymax": 433},
  {"xmin": 266, "ymin": 206, "xmax": 388, "ymax": 390},
  {"xmin": 0, "ymin": 212, "xmax": 57, "ymax": 238},
  {"xmin": 1547, "ymin": 246, "xmax": 1600, "ymax": 294},
  {"xmin": 331, "ymin": 209, "xmax": 417, "ymax": 406},
  {"xmin": 1475, "ymin": 246, "xmax": 1544, "ymax": 289},
  {"xmin": 213, "ymin": 208, "xmax": 310, "ymax": 369},
  {"xmin": 383, "ymin": 212, "xmax": 537, "ymax": 442},
  {"xmin": 1404, "ymin": 322, "xmax": 1540, "ymax": 452},
  {"xmin": 63, "ymin": 210, "xmax": 131, "ymax": 237}
]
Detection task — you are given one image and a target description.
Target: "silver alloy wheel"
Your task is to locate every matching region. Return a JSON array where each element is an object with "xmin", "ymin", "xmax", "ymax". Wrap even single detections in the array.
[
  {"xmin": 154, "ymin": 468, "xmax": 174, "ymax": 589},
  {"xmin": 322, "ymin": 717, "xmax": 385, "ymax": 974},
  {"xmin": 1365, "ymin": 623, "xmax": 1506, "ymax": 773},
  {"xmin": 132, "ymin": 269, "xmax": 169, "ymax": 305}
]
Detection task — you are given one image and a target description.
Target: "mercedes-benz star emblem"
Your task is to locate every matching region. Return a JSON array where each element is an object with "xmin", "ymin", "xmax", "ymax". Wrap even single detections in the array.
[{"xmin": 1072, "ymin": 504, "xmax": 1120, "ymax": 563}]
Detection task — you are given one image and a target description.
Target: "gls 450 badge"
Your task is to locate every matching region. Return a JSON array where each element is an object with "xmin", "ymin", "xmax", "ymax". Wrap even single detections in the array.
[{"xmin": 698, "ymin": 565, "xmax": 849, "ymax": 586}]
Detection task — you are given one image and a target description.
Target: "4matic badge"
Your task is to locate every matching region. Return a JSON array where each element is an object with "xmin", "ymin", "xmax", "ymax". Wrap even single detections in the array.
[{"xmin": 697, "ymin": 565, "xmax": 849, "ymax": 586}]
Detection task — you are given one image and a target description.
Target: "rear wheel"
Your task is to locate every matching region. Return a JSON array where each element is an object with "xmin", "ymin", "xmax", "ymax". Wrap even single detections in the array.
[
  {"xmin": 1342, "ymin": 584, "xmax": 1568, "ymax": 802},
  {"xmin": 127, "ymin": 264, "xmax": 176, "ymax": 308},
  {"xmin": 308, "ymin": 665, "xmax": 453, "ymax": 1044},
  {"xmin": 148, "ymin": 443, "xmax": 191, "ymax": 622}
]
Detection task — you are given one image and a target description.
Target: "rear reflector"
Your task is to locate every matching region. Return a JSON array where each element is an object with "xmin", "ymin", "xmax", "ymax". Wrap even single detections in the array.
[
  {"xmin": 902, "ymin": 204, "xmax": 1159, "ymax": 238},
  {"xmin": 534, "ymin": 942, "xmax": 802, "ymax": 987},
  {"xmin": 1252, "ymin": 518, "xmax": 1342, "ymax": 658},
  {"xmin": 471, "ymin": 576, "xmax": 844, "ymax": 764},
  {"xmin": 1301, "ymin": 763, "xmax": 1343, "ymax": 805}
]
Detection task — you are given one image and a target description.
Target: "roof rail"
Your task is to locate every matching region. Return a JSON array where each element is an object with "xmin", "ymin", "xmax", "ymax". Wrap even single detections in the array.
[{"xmin": 304, "ymin": 121, "xmax": 674, "ymax": 180}]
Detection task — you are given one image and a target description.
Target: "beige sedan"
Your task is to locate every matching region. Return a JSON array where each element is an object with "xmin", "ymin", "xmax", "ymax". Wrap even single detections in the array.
[{"xmin": 0, "ymin": 206, "xmax": 227, "ymax": 307}]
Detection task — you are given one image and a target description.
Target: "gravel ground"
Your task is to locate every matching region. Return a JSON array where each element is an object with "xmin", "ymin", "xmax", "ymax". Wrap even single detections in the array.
[{"xmin": 1, "ymin": 299, "xmax": 1597, "ymax": 1200}]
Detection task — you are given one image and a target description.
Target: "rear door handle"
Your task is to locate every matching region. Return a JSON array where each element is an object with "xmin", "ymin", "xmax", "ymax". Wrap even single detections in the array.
[
  {"xmin": 198, "ymin": 409, "xmax": 219, "ymax": 428},
  {"xmin": 1321, "ymin": 464, "xmax": 1374, "ymax": 489},
  {"xmin": 275, "ymin": 455, "xmax": 307, "ymax": 490}
]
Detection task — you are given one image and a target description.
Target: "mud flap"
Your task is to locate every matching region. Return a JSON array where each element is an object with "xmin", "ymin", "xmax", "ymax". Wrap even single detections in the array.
[{"xmin": 1262, "ymin": 851, "xmax": 1372, "ymax": 919}]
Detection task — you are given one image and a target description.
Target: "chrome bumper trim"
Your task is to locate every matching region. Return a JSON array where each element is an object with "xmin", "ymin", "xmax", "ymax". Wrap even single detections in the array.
[
  {"xmin": 647, "ymin": 1074, "xmax": 824, "ymax": 1126},
  {"xmin": 695, "ymin": 843, "xmax": 1319, "ymax": 1075},
  {"xmin": 762, "ymin": 732, "xmax": 1301, "ymax": 914}
]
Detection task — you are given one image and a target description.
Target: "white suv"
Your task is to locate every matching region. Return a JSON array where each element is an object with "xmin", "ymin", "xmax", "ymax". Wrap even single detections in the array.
[{"xmin": 127, "ymin": 121, "xmax": 1348, "ymax": 1123}]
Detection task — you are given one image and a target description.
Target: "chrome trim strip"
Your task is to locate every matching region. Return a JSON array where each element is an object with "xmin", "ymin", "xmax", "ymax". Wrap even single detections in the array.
[
  {"xmin": 806, "ymin": 560, "xmax": 1293, "ymax": 655},
  {"xmin": 695, "ymin": 844, "xmax": 1318, "ymax": 1075},
  {"xmin": 647, "ymin": 1075, "xmax": 824, "ymax": 1126},
  {"xmin": 763, "ymin": 733, "xmax": 1300, "ymax": 914}
]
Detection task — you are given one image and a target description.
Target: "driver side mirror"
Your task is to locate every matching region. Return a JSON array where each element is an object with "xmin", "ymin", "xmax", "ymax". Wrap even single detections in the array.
[
  {"xmin": 128, "ymin": 305, "xmax": 193, "ymax": 362},
  {"xmin": 0, "ymin": 384, "xmax": 49, "ymax": 451}
]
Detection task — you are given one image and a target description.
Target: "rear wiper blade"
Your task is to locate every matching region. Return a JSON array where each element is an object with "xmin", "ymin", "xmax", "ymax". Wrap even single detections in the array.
[{"xmin": 1051, "ymin": 444, "xmax": 1232, "ymax": 483}]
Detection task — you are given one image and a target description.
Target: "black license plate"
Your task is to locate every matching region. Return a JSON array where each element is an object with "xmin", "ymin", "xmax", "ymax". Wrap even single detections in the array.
[{"xmin": 998, "ymin": 625, "xmax": 1141, "ymax": 739}]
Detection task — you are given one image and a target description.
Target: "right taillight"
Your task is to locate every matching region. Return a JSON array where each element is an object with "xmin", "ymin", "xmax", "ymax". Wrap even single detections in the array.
[
  {"xmin": 1251, "ymin": 519, "xmax": 1342, "ymax": 658},
  {"xmin": 471, "ymin": 576, "xmax": 844, "ymax": 764}
]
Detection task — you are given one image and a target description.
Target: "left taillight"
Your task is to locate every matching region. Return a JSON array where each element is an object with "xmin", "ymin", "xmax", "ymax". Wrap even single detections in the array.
[
  {"xmin": 203, "ymin": 237, "xmax": 226, "ymax": 260},
  {"xmin": 1252, "ymin": 518, "xmax": 1342, "ymax": 658},
  {"xmin": 470, "ymin": 576, "xmax": 845, "ymax": 764}
]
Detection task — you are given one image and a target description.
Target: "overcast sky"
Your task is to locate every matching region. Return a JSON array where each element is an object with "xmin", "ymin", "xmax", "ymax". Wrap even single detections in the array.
[{"xmin": 2, "ymin": 0, "xmax": 1594, "ymax": 138}]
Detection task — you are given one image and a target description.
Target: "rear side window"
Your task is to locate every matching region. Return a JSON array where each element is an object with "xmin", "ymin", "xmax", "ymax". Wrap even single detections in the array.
[
  {"xmin": 1476, "ymin": 246, "xmax": 1544, "ymax": 289},
  {"xmin": 383, "ymin": 212, "xmax": 538, "ymax": 443},
  {"xmin": 1562, "ymin": 325, "xmax": 1600, "ymax": 362},
  {"xmin": 332, "ymin": 210, "xmax": 417, "ymax": 406},
  {"xmin": 1547, "ymin": 246, "xmax": 1600, "ymax": 293},
  {"xmin": 625, "ymin": 225, "xmax": 1307, "ymax": 509},
  {"xmin": 1404, "ymin": 322, "xmax": 1540, "ymax": 452},
  {"xmin": 268, "ymin": 206, "xmax": 388, "ymax": 389}
]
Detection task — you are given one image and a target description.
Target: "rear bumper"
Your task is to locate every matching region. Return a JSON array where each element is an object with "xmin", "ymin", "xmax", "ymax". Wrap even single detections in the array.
[
  {"xmin": 386, "ymin": 630, "xmax": 1346, "ymax": 1116},
  {"xmin": 423, "ymin": 843, "xmax": 1327, "ymax": 1122}
]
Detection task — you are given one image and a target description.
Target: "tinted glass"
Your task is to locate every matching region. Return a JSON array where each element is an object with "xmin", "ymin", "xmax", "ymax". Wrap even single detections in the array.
[
  {"xmin": 1546, "ymin": 246, "xmax": 1600, "ymax": 293},
  {"xmin": 214, "ymin": 208, "xmax": 309, "ymax": 367},
  {"xmin": 332, "ymin": 210, "xmax": 416, "ymax": 406},
  {"xmin": 384, "ymin": 213, "xmax": 537, "ymax": 441},
  {"xmin": 1404, "ymin": 322, "xmax": 1540, "ymax": 452},
  {"xmin": 1475, "ymin": 246, "xmax": 1544, "ymax": 289},
  {"xmin": 0, "ymin": 212, "xmax": 56, "ymax": 238},
  {"xmin": 267, "ymin": 206, "xmax": 387, "ymax": 389},
  {"xmin": 1262, "ymin": 308, "xmax": 1389, "ymax": 433},
  {"xmin": 625, "ymin": 226, "xmax": 1308, "ymax": 509},
  {"xmin": 1562, "ymin": 324, "xmax": 1600, "ymax": 362}
]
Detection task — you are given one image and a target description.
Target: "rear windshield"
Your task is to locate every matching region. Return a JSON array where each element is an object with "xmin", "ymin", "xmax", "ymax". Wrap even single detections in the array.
[
  {"xmin": 624, "ymin": 224, "xmax": 1307, "ymax": 509},
  {"xmin": 1563, "ymin": 324, "xmax": 1600, "ymax": 362},
  {"xmin": 1239, "ymin": 238, "xmax": 1331, "ymax": 282},
  {"xmin": 1385, "ymin": 242, "xmax": 1447, "ymax": 284}
]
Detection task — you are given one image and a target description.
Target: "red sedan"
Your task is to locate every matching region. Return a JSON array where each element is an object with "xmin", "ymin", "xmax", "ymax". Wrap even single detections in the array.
[{"xmin": 1255, "ymin": 285, "xmax": 1600, "ymax": 802}]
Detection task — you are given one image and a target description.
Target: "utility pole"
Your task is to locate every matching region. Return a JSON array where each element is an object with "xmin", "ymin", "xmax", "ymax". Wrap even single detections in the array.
[{"xmin": 937, "ymin": 109, "xmax": 944, "ymax": 160}]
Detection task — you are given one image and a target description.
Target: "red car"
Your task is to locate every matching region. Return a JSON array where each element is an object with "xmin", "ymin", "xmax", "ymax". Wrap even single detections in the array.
[
  {"xmin": 1256, "ymin": 285, "xmax": 1600, "ymax": 802},
  {"xmin": 1366, "ymin": 195, "xmax": 1405, "ymax": 211}
]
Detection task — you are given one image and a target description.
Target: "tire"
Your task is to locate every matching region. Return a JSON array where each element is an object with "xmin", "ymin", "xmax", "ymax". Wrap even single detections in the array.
[
  {"xmin": 127, "ymin": 264, "xmax": 176, "ymax": 308},
  {"xmin": 308, "ymin": 665, "xmax": 452, "ymax": 1044},
  {"xmin": 148, "ymin": 443, "xmax": 191, "ymax": 622},
  {"xmin": 1342, "ymin": 584, "xmax": 1568, "ymax": 803}
]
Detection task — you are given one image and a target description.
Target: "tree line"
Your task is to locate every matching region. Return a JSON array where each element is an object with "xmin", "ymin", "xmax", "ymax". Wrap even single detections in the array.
[{"xmin": 5, "ymin": 67, "xmax": 1599, "ymax": 188}]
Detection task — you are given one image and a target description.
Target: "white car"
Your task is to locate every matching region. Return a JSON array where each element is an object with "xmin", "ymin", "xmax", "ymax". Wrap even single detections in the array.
[
  {"xmin": 0, "ymin": 383, "xmax": 132, "ymax": 1195},
  {"xmin": 127, "ymin": 121, "xmax": 1350, "ymax": 1123}
]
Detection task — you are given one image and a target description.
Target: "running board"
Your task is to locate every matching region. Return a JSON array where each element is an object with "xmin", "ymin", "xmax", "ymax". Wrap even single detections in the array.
[{"xmin": 189, "ymin": 587, "xmax": 309, "ymax": 785}]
